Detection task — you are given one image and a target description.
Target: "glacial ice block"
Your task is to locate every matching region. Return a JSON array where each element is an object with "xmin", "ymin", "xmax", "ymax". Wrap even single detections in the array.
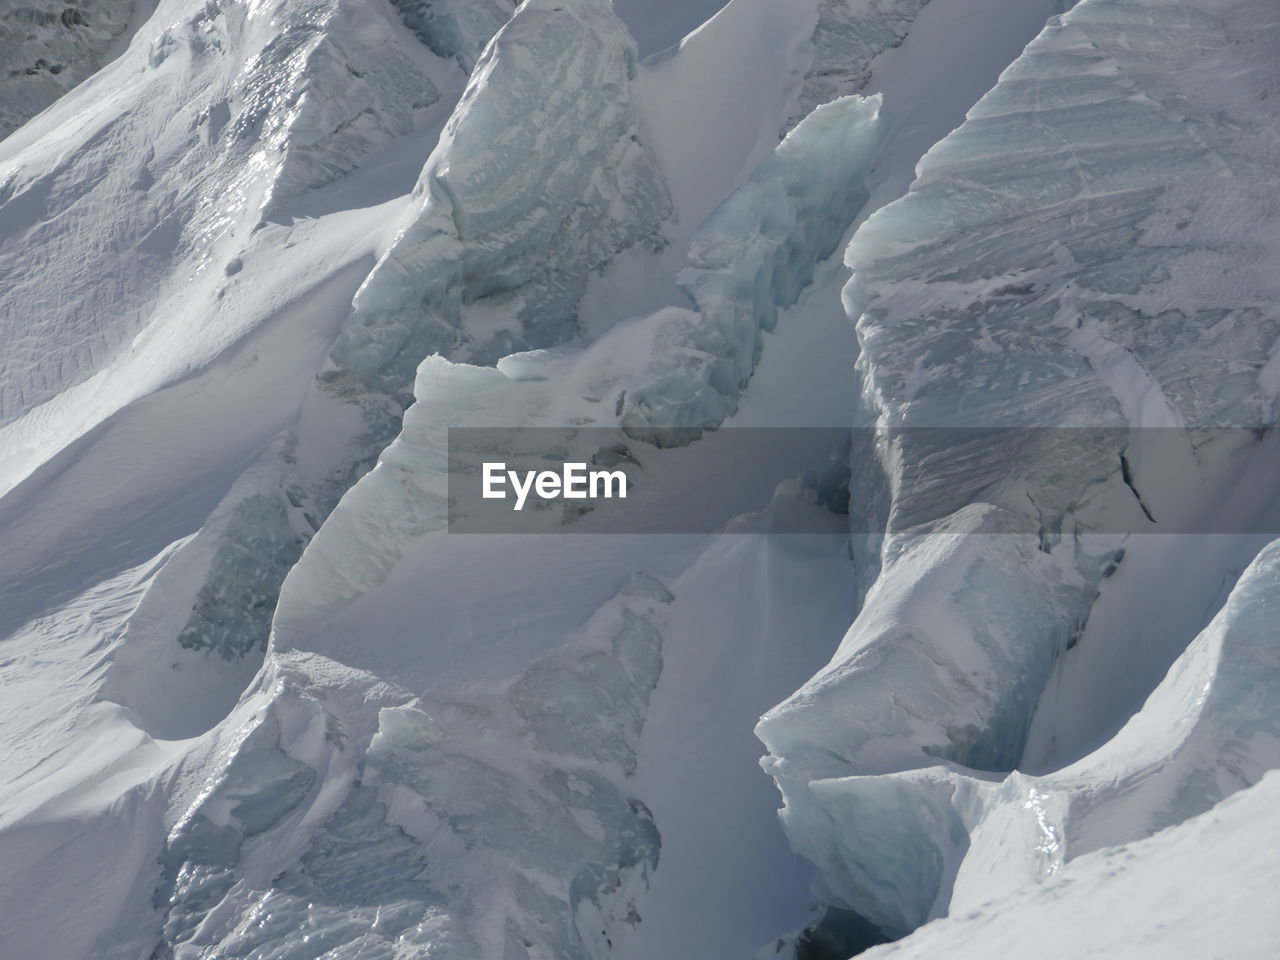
[
  {"xmin": 167, "ymin": 0, "xmax": 672, "ymax": 663},
  {"xmin": 890, "ymin": 534, "xmax": 1280, "ymax": 922},
  {"xmin": 785, "ymin": 0, "xmax": 930, "ymax": 131},
  {"xmin": 389, "ymin": 0, "xmax": 515, "ymax": 71},
  {"xmin": 156, "ymin": 574, "xmax": 672, "ymax": 960},
  {"xmin": 756, "ymin": 505, "xmax": 1091, "ymax": 934},
  {"xmin": 328, "ymin": 0, "xmax": 671, "ymax": 388},
  {"xmin": 620, "ymin": 94, "xmax": 882, "ymax": 438},
  {"xmin": 761, "ymin": 0, "xmax": 1280, "ymax": 942}
]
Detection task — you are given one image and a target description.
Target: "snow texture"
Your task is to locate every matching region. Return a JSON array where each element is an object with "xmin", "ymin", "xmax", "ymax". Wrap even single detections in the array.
[
  {"xmin": 0, "ymin": 0, "xmax": 144, "ymax": 139},
  {"xmin": 2, "ymin": 0, "xmax": 1279, "ymax": 958},
  {"xmin": 156, "ymin": 573, "xmax": 671, "ymax": 960}
]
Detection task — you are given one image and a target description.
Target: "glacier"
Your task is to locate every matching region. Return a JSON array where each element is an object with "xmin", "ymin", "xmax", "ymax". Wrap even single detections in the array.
[
  {"xmin": 619, "ymin": 93, "xmax": 882, "ymax": 439},
  {"xmin": 153, "ymin": 573, "xmax": 671, "ymax": 960},
  {"xmin": 388, "ymin": 0, "xmax": 515, "ymax": 70},
  {"xmin": 758, "ymin": 0, "xmax": 1280, "ymax": 949},
  {"xmin": 1, "ymin": 0, "xmax": 1279, "ymax": 958},
  {"xmin": 784, "ymin": 0, "xmax": 930, "ymax": 131},
  {"xmin": 163, "ymin": 0, "xmax": 673, "ymax": 663}
]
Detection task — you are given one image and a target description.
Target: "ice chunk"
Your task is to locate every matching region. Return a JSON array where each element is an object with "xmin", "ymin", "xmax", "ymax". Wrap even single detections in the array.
[
  {"xmin": 762, "ymin": 0, "xmax": 1280, "ymax": 941},
  {"xmin": 756, "ymin": 506, "xmax": 1092, "ymax": 935},
  {"xmin": 329, "ymin": 0, "xmax": 671, "ymax": 386},
  {"xmin": 620, "ymin": 94, "xmax": 882, "ymax": 439},
  {"xmin": 156, "ymin": 574, "xmax": 672, "ymax": 960},
  {"xmin": 1014, "ymin": 537, "xmax": 1280, "ymax": 862},
  {"xmin": 844, "ymin": 0, "xmax": 1280, "ymax": 432},
  {"xmin": 905, "ymin": 536, "xmax": 1280, "ymax": 922}
]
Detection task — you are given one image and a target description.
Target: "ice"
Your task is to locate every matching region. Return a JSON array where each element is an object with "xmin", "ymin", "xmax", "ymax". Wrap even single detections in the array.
[
  {"xmin": 760, "ymin": 533, "xmax": 1280, "ymax": 939},
  {"xmin": 0, "ymin": 0, "xmax": 443, "ymax": 425},
  {"xmin": 784, "ymin": 0, "xmax": 930, "ymax": 131},
  {"xmin": 135, "ymin": 0, "xmax": 673, "ymax": 665},
  {"xmin": 388, "ymin": 0, "xmax": 515, "ymax": 70},
  {"xmin": 845, "ymin": 0, "xmax": 1280, "ymax": 430},
  {"xmin": 759, "ymin": 0, "xmax": 1280, "ymax": 944},
  {"xmin": 755, "ymin": 506, "xmax": 1094, "ymax": 936},
  {"xmin": 1019, "ymin": 537, "xmax": 1280, "ymax": 857},
  {"xmin": 155, "ymin": 574, "xmax": 672, "ymax": 960},
  {"xmin": 330, "ymin": 0, "xmax": 671, "ymax": 383},
  {"xmin": 890, "ymin": 536, "xmax": 1280, "ymax": 932},
  {"xmin": 620, "ymin": 94, "xmax": 882, "ymax": 438},
  {"xmin": 860, "ymin": 771, "xmax": 1280, "ymax": 960},
  {"xmin": 2, "ymin": 0, "xmax": 1279, "ymax": 956}
]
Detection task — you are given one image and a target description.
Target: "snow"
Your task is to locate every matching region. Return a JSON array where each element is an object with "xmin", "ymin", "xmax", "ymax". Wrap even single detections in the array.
[
  {"xmin": 0, "ymin": 0, "xmax": 150, "ymax": 139},
  {"xmin": 620, "ymin": 94, "xmax": 882, "ymax": 437},
  {"xmin": 865, "ymin": 769, "xmax": 1280, "ymax": 960},
  {"xmin": 612, "ymin": 0, "xmax": 730, "ymax": 58},
  {"xmin": 759, "ymin": 0, "xmax": 1280, "ymax": 949},
  {"xmin": 1, "ymin": 0, "xmax": 1278, "ymax": 958}
]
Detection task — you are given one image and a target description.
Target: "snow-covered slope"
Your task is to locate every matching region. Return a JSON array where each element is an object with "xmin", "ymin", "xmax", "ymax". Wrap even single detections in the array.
[
  {"xmin": 1, "ymin": 0, "xmax": 1277, "ymax": 958},
  {"xmin": 0, "ymin": 0, "xmax": 152, "ymax": 139}
]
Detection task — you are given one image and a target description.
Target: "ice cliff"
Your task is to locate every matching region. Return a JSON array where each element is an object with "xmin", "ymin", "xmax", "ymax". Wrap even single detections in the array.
[
  {"xmin": 154, "ymin": 574, "xmax": 671, "ymax": 960},
  {"xmin": 171, "ymin": 0, "xmax": 672, "ymax": 661},
  {"xmin": 388, "ymin": 0, "xmax": 515, "ymax": 71},
  {"xmin": 759, "ymin": 0, "xmax": 1280, "ymax": 945},
  {"xmin": 785, "ymin": 0, "xmax": 930, "ymax": 131},
  {"xmin": 619, "ymin": 94, "xmax": 882, "ymax": 439}
]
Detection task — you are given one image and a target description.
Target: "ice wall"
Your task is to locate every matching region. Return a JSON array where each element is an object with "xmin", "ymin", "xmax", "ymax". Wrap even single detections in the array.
[
  {"xmin": 859, "ymin": 534, "xmax": 1280, "ymax": 926},
  {"xmin": 156, "ymin": 574, "xmax": 672, "ymax": 960},
  {"xmin": 761, "ymin": 0, "xmax": 1280, "ymax": 941},
  {"xmin": 756, "ymin": 506, "xmax": 1094, "ymax": 936},
  {"xmin": 173, "ymin": 0, "xmax": 671, "ymax": 659},
  {"xmin": 388, "ymin": 0, "xmax": 514, "ymax": 70},
  {"xmin": 785, "ymin": 0, "xmax": 930, "ymax": 131},
  {"xmin": 620, "ymin": 94, "xmax": 882, "ymax": 439},
  {"xmin": 330, "ymin": 0, "xmax": 670, "ymax": 384}
]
